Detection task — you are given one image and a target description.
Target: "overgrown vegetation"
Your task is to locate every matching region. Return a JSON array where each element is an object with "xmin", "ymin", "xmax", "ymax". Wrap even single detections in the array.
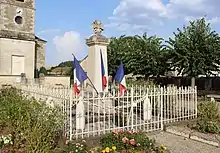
[
  {"xmin": 195, "ymin": 100, "xmax": 220, "ymax": 133},
  {"xmin": 0, "ymin": 88, "xmax": 64, "ymax": 152}
]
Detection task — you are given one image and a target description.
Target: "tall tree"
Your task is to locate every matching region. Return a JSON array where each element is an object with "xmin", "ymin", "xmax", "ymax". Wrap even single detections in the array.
[
  {"xmin": 167, "ymin": 18, "xmax": 220, "ymax": 87},
  {"xmin": 124, "ymin": 33, "xmax": 169, "ymax": 79},
  {"xmin": 107, "ymin": 36, "xmax": 128, "ymax": 76}
]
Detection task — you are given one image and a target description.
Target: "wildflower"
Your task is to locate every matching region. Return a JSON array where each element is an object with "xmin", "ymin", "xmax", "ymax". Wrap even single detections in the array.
[
  {"xmin": 122, "ymin": 137, "xmax": 129, "ymax": 143},
  {"xmin": 129, "ymin": 139, "xmax": 135, "ymax": 145},
  {"xmin": 136, "ymin": 143, "xmax": 140, "ymax": 147},
  {"xmin": 105, "ymin": 147, "xmax": 110, "ymax": 152},
  {"xmin": 160, "ymin": 144, "xmax": 166, "ymax": 151},
  {"xmin": 112, "ymin": 146, "xmax": 116, "ymax": 151},
  {"xmin": 102, "ymin": 150, "xmax": 105, "ymax": 153}
]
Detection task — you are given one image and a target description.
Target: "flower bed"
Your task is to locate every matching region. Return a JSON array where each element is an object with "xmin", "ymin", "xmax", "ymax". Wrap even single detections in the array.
[{"xmin": 61, "ymin": 130, "xmax": 167, "ymax": 153}]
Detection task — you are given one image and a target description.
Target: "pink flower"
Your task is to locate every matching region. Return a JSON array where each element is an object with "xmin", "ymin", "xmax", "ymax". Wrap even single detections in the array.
[
  {"xmin": 136, "ymin": 143, "xmax": 140, "ymax": 147},
  {"xmin": 120, "ymin": 129, "xmax": 123, "ymax": 134},
  {"xmin": 122, "ymin": 137, "xmax": 129, "ymax": 143},
  {"xmin": 129, "ymin": 139, "xmax": 135, "ymax": 145},
  {"xmin": 113, "ymin": 130, "xmax": 118, "ymax": 135}
]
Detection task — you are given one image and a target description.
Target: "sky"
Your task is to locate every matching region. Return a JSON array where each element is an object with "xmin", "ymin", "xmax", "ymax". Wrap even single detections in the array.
[{"xmin": 35, "ymin": 0, "xmax": 220, "ymax": 66}]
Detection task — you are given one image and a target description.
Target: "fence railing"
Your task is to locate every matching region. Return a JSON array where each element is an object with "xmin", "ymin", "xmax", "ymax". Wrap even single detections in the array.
[{"xmin": 19, "ymin": 85, "xmax": 197, "ymax": 140}]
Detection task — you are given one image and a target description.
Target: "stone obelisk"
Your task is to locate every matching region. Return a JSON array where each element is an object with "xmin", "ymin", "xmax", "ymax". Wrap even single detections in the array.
[{"xmin": 85, "ymin": 20, "xmax": 109, "ymax": 92}]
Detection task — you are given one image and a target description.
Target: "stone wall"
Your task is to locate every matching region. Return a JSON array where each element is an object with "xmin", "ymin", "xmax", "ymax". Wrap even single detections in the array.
[
  {"xmin": 35, "ymin": 39, "xmax": 46, "ymax": 70},
  {"xmin": 41, "ymin": 76, "xmax": 70, "ymax": 87},
  {"xmin": 0, "ymin": 75, "xmax": 21, "ymax": 86},
  {"xmin": 0, "ymin": 0, "xmax": 35, "ymax": 41}
]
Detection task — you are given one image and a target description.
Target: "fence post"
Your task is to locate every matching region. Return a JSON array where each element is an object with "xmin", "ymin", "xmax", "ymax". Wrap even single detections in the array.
[
  {"xmin": 131, "ymin": 87, "xmax": 134, "ymax": 129},
  {"xmin": 195, "ymin": 86, "xmax": 198, "ymax": 118},
  {"xmin": 160, "ymin": 87, "xmax": 164, "ymax": 130},
  {"xmin": 76, "ymin": 92, "xmax": 85, "ymax": 132},
  {"xmin": 69, "ymin": 87, "xmax": 73, "ymax": 140}
]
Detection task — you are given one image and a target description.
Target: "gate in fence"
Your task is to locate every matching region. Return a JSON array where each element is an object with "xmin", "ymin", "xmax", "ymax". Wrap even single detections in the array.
[{"xmin": 20, "ymin": 85, "xmax": 197, "ymax": 140}]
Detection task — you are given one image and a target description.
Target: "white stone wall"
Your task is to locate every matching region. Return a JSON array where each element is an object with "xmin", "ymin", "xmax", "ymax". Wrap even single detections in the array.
[
  {"xmin": 43, "ymin": 76, "xmax": 70, "ymax": 87},
  {"xmin": 0, "ymin": 38, "xmax": 35, "ymax": 78},
  {"xmin": 0, "ymin": 75, "xmax": 21, "ymax": 86}
]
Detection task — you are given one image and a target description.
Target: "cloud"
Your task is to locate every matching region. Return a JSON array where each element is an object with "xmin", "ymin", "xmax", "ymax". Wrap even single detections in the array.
[
  {"xmin": 109, "ymin": 0, "xmax": 220, "ymax": 34},
  {"xmin": 37, "ymin": 29, "xmax": 61, "ymax": 35},
  {"xmin": 53, "ymin": 31, "xmax": 85, "ymax": 64}
]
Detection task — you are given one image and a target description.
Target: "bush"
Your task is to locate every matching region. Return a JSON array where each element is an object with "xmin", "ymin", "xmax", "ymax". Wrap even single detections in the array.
[
  {"xmin": 39, "ymin": 66, "xmax": 48, "ymax": 75},
  {"xmin": 195, "ymin": 100, "xmax": 220, "ymax": 133},
  {"xmin": 0, "ymin": 88, "xmax": 64, "ymax": 152},
  {"xmin": 198, "ymin": 101, "xmax": 219, "ymax": 120}
]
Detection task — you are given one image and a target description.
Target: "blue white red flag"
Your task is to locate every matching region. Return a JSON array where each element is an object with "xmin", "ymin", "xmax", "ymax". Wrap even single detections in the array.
[
  {"xmin": 73, "ymin": 56, "xmax": 88, "ymax": 95},
  {"xmin": 100, "ymin": 51, "xmax": 107, "ymax": 90},
  {"xmin": 114, "ymin": 62, "xmax": 127, "ymax": 96}
]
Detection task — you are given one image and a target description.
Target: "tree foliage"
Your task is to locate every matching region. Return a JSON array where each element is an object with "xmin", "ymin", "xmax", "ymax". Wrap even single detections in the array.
[
  {"xmin": 58, "ymin": 61, "xmax": 73, "ymax": 67},
  {"xmin": 39, "ymin": 67, "xmax": 47, "ymax": 75},
  {"xmin": 127, "ymin": 33, "xmax": 170, "ymax": 78},
  {"xmin": 107, "ymin": 36, "xmax": 128, "ymax": 76},
  {"xmin": 107, "ymin": 33, "xmax": 170, "ymax": 78},
  {"xmin": 166, "ymin": 18, "xmax": 220, "ymax": 77}
]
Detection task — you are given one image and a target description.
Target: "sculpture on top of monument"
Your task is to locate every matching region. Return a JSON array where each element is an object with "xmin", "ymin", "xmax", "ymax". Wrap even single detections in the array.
[
  {"xmin": 86, "ymin": 20, "xmax": 108, "ymax": 44},
  {"xmin": 92, "ymin": 20, "xmax": 104, "ymax": 34}
]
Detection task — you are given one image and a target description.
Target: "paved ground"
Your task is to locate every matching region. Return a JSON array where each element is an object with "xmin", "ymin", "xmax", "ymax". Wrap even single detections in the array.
[{"xmin": 149, "ymin": 132, "xmax": 220, "ymax": 153}]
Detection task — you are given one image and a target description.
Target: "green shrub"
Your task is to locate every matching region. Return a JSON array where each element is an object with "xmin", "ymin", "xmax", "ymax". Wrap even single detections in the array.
[
  {"xmin": 198, "ymin": 101, "xmax": 219, "ymax": 120},
  {"xmin": 195, "ymin": 101, "xmax": 220, "ymax": 133},
  {"xmin": 39, "ymin": 66, "xmax": 48, "ymax": 75},
  {"xmin": 0, "ymin": 87, "xmax": 64, "ymax": 152},
  {"xmin": 196, "ymin": 120, "xmax": 220, "ymax": 133}
]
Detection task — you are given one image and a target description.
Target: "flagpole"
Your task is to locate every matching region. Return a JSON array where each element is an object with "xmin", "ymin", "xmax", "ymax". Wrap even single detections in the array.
[{"xmin": 72, "ymin": 53, "xmax": 99, "ymax": 95}]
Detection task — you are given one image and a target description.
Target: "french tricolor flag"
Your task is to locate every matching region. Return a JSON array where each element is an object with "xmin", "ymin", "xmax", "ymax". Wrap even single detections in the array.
[
  {"xmin": 73, "ymin": 56, "xmax": 88, "ymax": 95},
  {"xmin": 114, "ymin": 62, "xmax": 127, "ymax": 96},
  {"xmin": 100, "ymin": 51, "xmax": 107, "ymax": 90}
]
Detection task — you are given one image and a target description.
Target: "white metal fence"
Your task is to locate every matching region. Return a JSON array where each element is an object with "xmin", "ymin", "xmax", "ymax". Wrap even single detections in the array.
[{"xmin": 19, "ymin": 85, "xmax": 197, "ymax": 140}]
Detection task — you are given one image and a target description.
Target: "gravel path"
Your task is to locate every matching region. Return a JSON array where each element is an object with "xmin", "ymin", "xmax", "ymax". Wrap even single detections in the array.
[{"xmin": 149, "ymin": 132, "xmax": 220, "ymax": 153}]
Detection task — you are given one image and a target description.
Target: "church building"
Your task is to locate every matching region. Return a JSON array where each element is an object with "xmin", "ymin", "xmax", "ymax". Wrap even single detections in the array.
[{"xmin": 0, "ymin": 0, "xmax": 46, "ymax": 79}]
